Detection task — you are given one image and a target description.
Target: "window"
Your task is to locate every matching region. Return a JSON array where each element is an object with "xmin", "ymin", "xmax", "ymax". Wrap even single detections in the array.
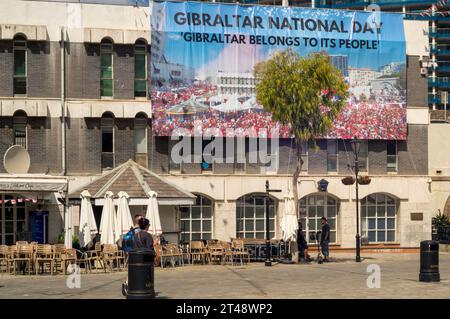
[
  {"xmin": 358, "ymin": 140, "xmax": 368, "ymax": 172},
  {"xmin": 0, "ymin": 195, "xmax": 28, "ymax": 245},
  {"xmin": 171, "ymin": 70, "xmax": 181, "ymax": 76},
  {"xmin": 100, "ymin": 39, "xmax": 113, "ymax": 97},
  {"xmin": 134, "ymin": 40, "xmax": 147, "ymax": 98},
  {"xmin": 13, "ymin": 36, "xmax": 27, "ymax": 95},
  {"xmin": 361, "ymin": 193, "xmax": 397, "ymax": 243},
  {"xmin": 101, "ymin": 114, "xmax": 114, "ymax": 169},
  {"xmin": 13, "ymin": 111, "xmax": 27, "ymax": 149},
  {"xmin": 134, "ymin": 115, "xmax": 147, "ymax": 167},
  {"xmin": 387, "ymin": 141, "xmax": 397, "ymax": 172},
  {"xmin": 300, "ymin": 141, "xmax": 308, "ymax": 172},
  {"xmin": 299, "ymin": 194, "xmax": 338, "ymax": 243},
  {"xmin": 236, "ymin": 194, "xmax": 276, "ymax": 239},
  {"xmin": 180, "ymin": 195, "xmax": 213, "ymax": 243},
  {"xmin": 327, "ymin": 140, "xmax": 338, "ymax": 172}
]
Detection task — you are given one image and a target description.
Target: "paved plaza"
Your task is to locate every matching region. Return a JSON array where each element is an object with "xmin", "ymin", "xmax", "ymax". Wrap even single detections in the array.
[{"xmin": 0, "ymin": 253, "xmax": 448, "ymax": 299}]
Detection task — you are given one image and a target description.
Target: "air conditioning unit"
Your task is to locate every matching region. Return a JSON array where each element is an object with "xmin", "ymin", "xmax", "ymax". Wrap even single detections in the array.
[{"xmin": 420, "ymin": 67, "xmax": 428, "ymax": 76}]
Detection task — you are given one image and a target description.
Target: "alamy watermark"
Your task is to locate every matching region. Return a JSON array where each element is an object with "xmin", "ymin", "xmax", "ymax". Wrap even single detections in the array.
[{"xmin": 366, "ymin": 264, "xmax": 381, "ymax": 288}]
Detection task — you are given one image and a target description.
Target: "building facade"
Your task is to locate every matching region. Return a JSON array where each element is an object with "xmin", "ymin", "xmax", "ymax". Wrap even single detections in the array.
[{"xmin": 0, "ymin": 0, "xmax": 438, "ymax": 250}]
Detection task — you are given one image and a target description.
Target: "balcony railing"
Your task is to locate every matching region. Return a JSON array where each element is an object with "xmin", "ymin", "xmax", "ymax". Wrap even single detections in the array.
[{"xmin": 430, "ymin": 110, "xmax": 450, "ymax": 122}]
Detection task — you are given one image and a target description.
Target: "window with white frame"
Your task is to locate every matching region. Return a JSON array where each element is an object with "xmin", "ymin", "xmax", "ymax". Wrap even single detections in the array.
[
  {"xmin": 358, "ymin": 140, "xmax": 368, "ymax": 172},
  {"xmin": 134, "ymin": 114, "xmax": 147, "ymax": 167},
  {"xmin": 236, "ymin": 194, "xmax": 276, "ymax": 239},
  {"xmin": 13, "ymin": 36, "xmax": 27, "ymax": 95},
  {"xmin": 386, "ymin": 141, "xmax": 398, "ymax": 172},
  {"xmin": 180, "ymin": 195, "xmax": 213, "ymax": 243},
  {"xmin": 134, "ymin": 39, "xmax": 147, "ymax": 98},
  {"xmin": 101, "ymin": 114, "xmax": 114, "ymax": 169},
  {"xmin": 327, "ymin": 140, "xmax": 338, "ymax": 172},
  {"xmin": 361, "ymin": 193, "xmax": 397, "ymax": 243},
  {"xmin": 100, "ymin": 39, "xmax": 113, "ymax": 97},
  {"xmin": 299, "ymin": 194, "xmax": 338, "ymax": 243},
  {"xmin": 13, "ymin": 111, "xmax": 27, "ymax": 149}
]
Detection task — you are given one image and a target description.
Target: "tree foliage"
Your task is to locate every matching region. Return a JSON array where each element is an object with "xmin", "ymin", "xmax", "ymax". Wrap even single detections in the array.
[
  {"xmin": 254, "ymin": 49, "xmax": 348, "ymax": 221},
  {"xmin": 254, "ymin": 49, "xmax": 348, "ymax": 141}
]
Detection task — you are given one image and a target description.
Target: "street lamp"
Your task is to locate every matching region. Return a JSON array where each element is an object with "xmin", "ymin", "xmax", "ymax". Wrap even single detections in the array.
[
  {"xmin": 349, "ymin": 138, "xmax": 362, "ymax": 263},
  {"xmin": 265, "ymin": 180, "xmax": 281, "ymax": 267}
]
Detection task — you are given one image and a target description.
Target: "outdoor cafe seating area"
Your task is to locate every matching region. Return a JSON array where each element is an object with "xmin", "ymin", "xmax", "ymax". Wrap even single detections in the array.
[
  {"xmin": 0, "ymin": 241, "xmax": 126, "ymax": 275},
  {"xmin": 0, "ymin": 239, "xmax": 289, "ymax": 275}
]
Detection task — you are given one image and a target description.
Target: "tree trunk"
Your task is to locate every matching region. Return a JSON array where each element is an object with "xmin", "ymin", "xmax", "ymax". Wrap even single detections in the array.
[{"xmin": 291, "ymin": 135, "xmax": 303, "ymax": 263}]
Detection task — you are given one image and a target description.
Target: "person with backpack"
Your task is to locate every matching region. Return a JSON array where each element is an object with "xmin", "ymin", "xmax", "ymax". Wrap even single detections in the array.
[
  {"xmin": 121, "ymin": 214, "xmax": 144, "ymax": 296},
  {"xmin": 122, "ymin": 214, "xmax": 143, "ymax": 253}
]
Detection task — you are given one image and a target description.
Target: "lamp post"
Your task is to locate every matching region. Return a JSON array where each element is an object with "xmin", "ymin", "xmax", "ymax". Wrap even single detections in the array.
[
  {"xmin": 265, "ymin": 180, "xmax": 281, "ymax": 267},
  {"xmin": 350, "ymin": 138, "xmax": 362, "ymax": 263}
]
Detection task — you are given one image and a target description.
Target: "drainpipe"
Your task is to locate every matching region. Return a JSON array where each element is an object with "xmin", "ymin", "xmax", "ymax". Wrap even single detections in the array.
[
  {"xmin": 61, "ymin": 26, "xmax": 67, "ymax": 176},
  {"xmin": 60, "ymin": 26, "xmax": 70, "ymax": 246}
]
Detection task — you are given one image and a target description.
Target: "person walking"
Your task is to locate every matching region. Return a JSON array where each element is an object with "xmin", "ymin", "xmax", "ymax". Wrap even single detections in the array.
[
  {"xmin": 297, "ymin": 221, "xmax": 311, "ymax": 263},
  {"xmin": 320, "ymin": 217, "xmax": 331, "ymax": 262}
]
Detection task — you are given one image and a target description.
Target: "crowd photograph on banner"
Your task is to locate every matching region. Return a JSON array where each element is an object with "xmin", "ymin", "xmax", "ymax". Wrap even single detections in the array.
[{"xmin": 151, "ymin": 2, "xmax": 407, "ymax": 140}]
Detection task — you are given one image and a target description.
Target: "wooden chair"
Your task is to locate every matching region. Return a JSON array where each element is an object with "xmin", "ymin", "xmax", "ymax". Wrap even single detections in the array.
[
  {"xmin": 13, "ymin": 244, "xmax": 34, "ymax": 275},
  {"xmin": 35, "ymin": 244, "xmax": 55, "ymax": 275},
  {"xmin": 53, "ymin": 244, "xmax": 66, "ymax": 273},
  {"xmin": 189, "ymin": 241, "xmax": 208, "ymax": 265},
  {"xmin": 101, "ymin": 244, "xmax": 123, "ymax": 272},
  {"xmin": 85, "ymin": 242, "xmax": 105, "ymax": 272},
  {"xmin": 112, "ymin": 244, "xmax": 125, "ymax": 271},
  {"xmin": 222, "ymin": 242, "xmax": 234, "ymax": 266},
  {"xmin": 0, "ymin": 245, "xmax": 12, "ymax": 273},
  {"xmin": 166, "ymin": 243, "xmax": 183, "ymax": 267},
  {"xmin": 60, "ymin": 248, "xmax": 77, "ymax": 275},
  {"xmin": 232, "ymin": 239, "xmax": 250, "ymax": 265},
  {"xmin": 208, "ymin": 243, "xmax": 225, "ymax": 265}
]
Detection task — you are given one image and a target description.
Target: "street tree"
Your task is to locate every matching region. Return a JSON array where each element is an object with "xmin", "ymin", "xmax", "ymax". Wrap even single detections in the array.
[{"xmin": 254, "ymin": 49, "xmax": 348, "ymax": 260}]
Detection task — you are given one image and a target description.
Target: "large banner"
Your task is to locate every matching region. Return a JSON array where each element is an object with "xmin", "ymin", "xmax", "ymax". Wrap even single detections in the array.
[{"xmin": 151, "ymin": 1, "xmax": 407, "ymax": 139}]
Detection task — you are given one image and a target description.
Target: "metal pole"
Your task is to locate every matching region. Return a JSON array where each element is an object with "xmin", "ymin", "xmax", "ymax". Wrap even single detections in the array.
[
  {"xmin": 355, "ymin": 149, "xmax": 361, "ymax": 263},
  {"xmin": 265, "ymin": 180, "xmax": 271, "ymax": 267}
]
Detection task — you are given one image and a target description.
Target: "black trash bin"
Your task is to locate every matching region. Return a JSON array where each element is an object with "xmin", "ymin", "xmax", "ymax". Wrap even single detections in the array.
[
  {"xmin": 127, "ymin": 249, "xmax": 156, "ymax": 299},
  {"xmin": 419, "ymin": 240, "xmax": 440, "ymax": 282}
]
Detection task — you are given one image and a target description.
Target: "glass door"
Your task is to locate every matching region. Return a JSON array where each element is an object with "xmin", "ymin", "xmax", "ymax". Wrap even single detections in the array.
[{"xmin": 1, "ymin": 194, "xmax": 28, "ymax": 244}]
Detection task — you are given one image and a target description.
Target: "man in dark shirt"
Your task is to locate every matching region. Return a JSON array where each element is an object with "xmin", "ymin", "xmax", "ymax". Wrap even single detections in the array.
[
  {"xmin": 133, "ymin": 218, "xmax": 154, "ymax": 251},
  {"xmin": 297, "ymin": 221, "xmax": 311, "ymax": 263},
  {"xmin": 320, "ymin": 217, "xmax": 331, "ymax": 262}
]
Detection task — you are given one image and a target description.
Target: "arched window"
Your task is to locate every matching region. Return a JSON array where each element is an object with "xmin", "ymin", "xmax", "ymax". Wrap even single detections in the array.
[
  {"xmin": 236, "ymin": 194, "xmax": 276, "ymax": 239},
  {"xmin": 134, "ymin": 113, "xmax": 148, "ymax": 167},
  {"xmin": 134, "ymin": 39, "xmax": 147, "ymax": 98},
  {"xmin": 299, "ymin": 193, "xmax": 339, "ymax": 243},
  {"xmin": 13, "ymin": 35, "xmax": 27, "ymax": 95},
  {"xmin": 100, "ymin": 38, "xmax": 113, "ymax": 97},
  {"xmin": 179, "ymin": 194, "xmax": 213, "ymax": 243},
  {"xmin": 361, "ymin": 193, "xmax": 397, "ymax": 243},
  {"xmin": 101, "ymin": 112, "xmax": 114, "ymax": 169},
  {"xmin": 13, "ymin": 110, "xmax": 27, "ymax": 149}
]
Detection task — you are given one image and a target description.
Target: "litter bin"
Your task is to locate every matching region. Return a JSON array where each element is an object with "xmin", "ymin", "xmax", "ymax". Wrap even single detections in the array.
[
  {"xmin": 419, "ymin": 240, "xmax": 440, "ymax": 282},
  {"xmin": 127, "ymin": 249, "xmax": 156, "ymax": 299}
]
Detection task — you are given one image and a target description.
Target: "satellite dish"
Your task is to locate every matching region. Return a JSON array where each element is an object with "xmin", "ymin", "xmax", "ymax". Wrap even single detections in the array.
[{"xmin": 3, "ymin": 145, "xmax": 30, "ymax": 174}]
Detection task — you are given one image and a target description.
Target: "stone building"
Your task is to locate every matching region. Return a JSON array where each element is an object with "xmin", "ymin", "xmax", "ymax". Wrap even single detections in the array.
[{"xmin": 0, "ymin": 0, "xmax": 440, "ymax": 250}]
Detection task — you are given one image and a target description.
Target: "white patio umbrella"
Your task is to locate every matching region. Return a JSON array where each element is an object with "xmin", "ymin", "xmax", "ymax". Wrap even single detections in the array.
[
  {"xmin": 281, "ymin": 190, "xmax": 298, "ymax": 242},
  {"xmin": 99, "ymin": 191, "xmax": 119, "ymax": 245},
  {"xmin": 78, "ymin": 190, "xmax": 98, "ymax": 248},
  {"xmin": 116, "ymin": 191, "xmax": 134, "ymax": 235},
  {"xmin": 145, "ymin": 191, "xmax": 162, "ymax": 236}
]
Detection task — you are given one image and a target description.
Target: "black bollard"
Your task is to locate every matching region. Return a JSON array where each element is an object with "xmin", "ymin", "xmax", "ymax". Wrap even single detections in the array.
[
  {"xmin": 419, "ymin": 240, "xmax": 440, "ymax": 282},
  {"xmin": 127, "ymin": 249, "xmax": 156, "ymax": 299}
]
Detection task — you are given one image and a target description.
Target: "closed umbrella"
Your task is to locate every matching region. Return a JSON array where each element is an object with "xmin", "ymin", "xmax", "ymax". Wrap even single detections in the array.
[
  {"xmin": 116, "ymin": 191, "xmax": 134, "ymax": 235},
  {"xmin": 145, "ymin": 191, "xmax": 162, "ymax": 236},
  {"xmin": 79, "ymin": 190, "xmax": 98, "ymax": 248},
  {"xmin": 281, "ymin": 190, "xmax": 298, "ymax": 242},
  {"xmin": 99, "ymin": 191, "xmax": 119, "ymax": 245}
]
